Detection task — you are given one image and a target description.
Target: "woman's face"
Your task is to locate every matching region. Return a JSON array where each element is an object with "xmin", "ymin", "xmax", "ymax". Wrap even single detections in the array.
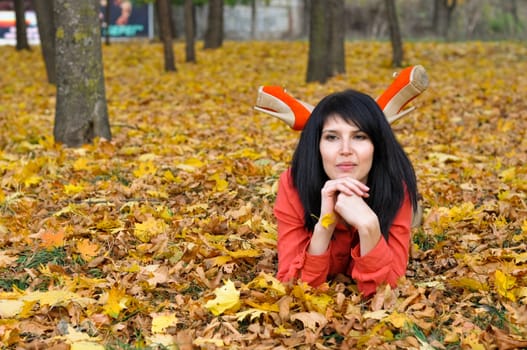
[{"xmin": 319, "ymin": 115, "xmax": 374, "ymax": 183}]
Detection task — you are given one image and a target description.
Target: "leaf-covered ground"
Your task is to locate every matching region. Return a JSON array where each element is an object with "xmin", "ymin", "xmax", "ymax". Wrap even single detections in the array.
[{"xmin": 0, "ymin": 41, "xmax": 526, "ymax": 349}]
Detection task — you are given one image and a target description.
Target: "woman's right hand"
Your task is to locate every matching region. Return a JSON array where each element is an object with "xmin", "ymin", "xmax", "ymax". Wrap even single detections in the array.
[{"xmin": 320, "ymin": 177, "xmax": 369, "ymax": 217}]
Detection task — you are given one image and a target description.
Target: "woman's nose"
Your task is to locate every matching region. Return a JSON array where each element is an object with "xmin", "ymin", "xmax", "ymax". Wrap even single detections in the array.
[{"xmin": 340, "ymin": 140, "xmax": 353, "ymax": 154}]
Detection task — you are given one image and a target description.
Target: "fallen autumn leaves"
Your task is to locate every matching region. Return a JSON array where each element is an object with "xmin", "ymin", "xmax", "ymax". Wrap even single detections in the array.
[{"xmin": 0, "ymin": 41, "xmax": 526, "ymax": 349}]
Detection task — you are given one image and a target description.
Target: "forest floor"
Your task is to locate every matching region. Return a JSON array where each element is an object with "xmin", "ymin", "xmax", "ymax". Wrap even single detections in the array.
[{"xmin": 0, "ymin": 40, "xmax": 526, "ymax": 349}]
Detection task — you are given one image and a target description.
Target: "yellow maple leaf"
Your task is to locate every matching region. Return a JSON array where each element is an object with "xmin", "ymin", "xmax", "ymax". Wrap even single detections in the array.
[
  {"xmin": 40, "ymin": 230, "xmax": 65, "ymax": 249},
  {"xmin": 73, "ymin": 157, "xmax": 91, "ymax": 171},
  {"xmin": 23, "ymin": 174, "xmax": 43, "ymax": 187},
  {"xmin": 462, "ymin": 332, "xmax": 486, "ymax": 350},
  {"xmin": 449, "ymin": 277, "xmax": 489, "ymax": 291},
  {"xmin": 495, "ymin": 270, "xmax": 516, "ymax": 301},
  {"xmin": 320, "ymin": 213, "xmax": 336, "ymax": 229},
  {"xmin": 514, "ymin": 252, "xmax": 527, "ymax": 264},
  {"xmin": 18, "ymin": 290, "xmax": 95, "ymax": 311},
  {"xmin": 133, "ymin": 217, "xmax": 167, "ymax": 243},
  {"xmin": 175, "ymin": 158, "xmax": 204, "ymax": 172},
  {"xmin": 163, "ymin": 170, "xmax": 181, "ymax": 183},
  {"xmin": 247, "ymin": 273, "xmax": 286, "ymax": 296},
  {"xmin": 76, "ymin": 239, "xmax": 100, "ymax": 262},
  {"xmin": 132, "ymin": 161, "xmax": 158, "ymax": 178},
  {"xmin": 204, "ymin": 280, "xmax": 240, "ymax": 316},
  {"xmin": 209, "ymin": 173, "xmax": 229, "ymax": 192},
  {"xmin": 305, "ymin": 293, "xmax": 333, "ymax": 313},
  {"xmin": 385, "ymin": 311, "xmax": 410, "ymax": 329},
  {"xmin": 498, "ymin": 167, "xmax": 516, "ymax": 182},
  {"xmin": 64, "ymin": 182, "xmax": 86, "ymax": 195},
  {"xmin": 448, "ymin": 202, "xmax": 481, "ymax": 222},
  {"xmin": 244, "ymin": 300, "xmax": 279, "ymax": 312},
  {"xmin": 151, "ymin": 313, "xmax": 178, "ymax": 334},
  {"xmin": 96, "ymin": 217, "xmax": 124, "ymax": 232},
  {"xmin": 103, "ymin": 287, "xmax": 129, "ymax": 319}
]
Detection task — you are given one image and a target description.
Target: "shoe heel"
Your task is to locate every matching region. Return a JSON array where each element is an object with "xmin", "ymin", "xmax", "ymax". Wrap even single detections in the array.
[
  {"xmin": 377, "ymin": 65, "xmax": 429, "ymax": 121},
  {"xmin": 408, "ymin": 65, "xmax": 429, "ymax": 93}
]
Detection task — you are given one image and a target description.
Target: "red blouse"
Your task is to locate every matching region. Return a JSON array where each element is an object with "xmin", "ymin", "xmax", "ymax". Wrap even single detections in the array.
[{"xmin": 274, "ymin": 169, "xmax": 412, "ymax": 296}]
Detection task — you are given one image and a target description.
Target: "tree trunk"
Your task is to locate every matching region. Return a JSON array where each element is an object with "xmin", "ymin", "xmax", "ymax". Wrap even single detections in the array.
[
  {"xmin": 328, "ymin": 0, "xmax": 345, "ymax": 75},
  {"xmin": 104, "ymin": 1, "xmax": 111, "ymax": 45},
  {"xmin": 434, "ymin": 0, "xmax": 457, "ymax": 39},
  {"xmin": 184, "ymin": 0, "xmax": 196, "ymax": 63},
  {"xmin": 14, "ymin": 0, "xmax": 30, "ymax": 50},
  {"xmin": 432, "ymin": 0, "xmax": 440, "ymax": 33},
  {"xmin": 306, "ymin": 0, "xmax": 331, "ymax": 83},
  {"xmin": 508, "ymin": 0, "xmax": 520, "ymax": 35},
  {"xmin": 204, "ymin": 0, "xmax": 223, "ymax": 49},
  {"xmin": 169, "ymin": 3, "xmax": 177, "ymax": 39},
  {"xmin": 444, "ymin": 0, "xmax": 457, "ymax": 38},
  {"xmin": 157, "ymin": 0, "xmax": 176, "ymax": 71},
  {"xmin": 53, "ymin": 0, "xmax": 111, "ymax": 147},
  {"xmin": 250, "ymin": 0, "xmax": 256, "ymax": 39},
  {"xmin": 33, "ymin": 0, "xmax": 56, "ymax": 84},
  {"xmin": 385, "ymin": 0, "xmax": 403, "ymax": 67}
]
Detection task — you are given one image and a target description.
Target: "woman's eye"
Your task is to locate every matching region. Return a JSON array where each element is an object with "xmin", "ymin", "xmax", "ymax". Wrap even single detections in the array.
[
  {"xmin": 324, "ymin": 134, "xmax": 338, "ymax": 141},
  {"xmin": 354, "ymin": 133, "xmax": 369, "ymax": 140}
]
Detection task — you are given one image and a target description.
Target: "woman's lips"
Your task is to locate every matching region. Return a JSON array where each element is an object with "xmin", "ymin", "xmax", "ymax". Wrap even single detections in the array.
[{"xmin": 336, "ymin": 162, "xmax": 356, "ymax": 171}]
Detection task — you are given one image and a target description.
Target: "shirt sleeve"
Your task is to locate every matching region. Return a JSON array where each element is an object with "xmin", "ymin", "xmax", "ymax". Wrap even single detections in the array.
[
  {"xmin": 274, "ymin": 170, "xmax": 331, "ymax": 287},
  {"xmin": 349, "ymin": 192, "xmax": 413, "ymax": 296}
]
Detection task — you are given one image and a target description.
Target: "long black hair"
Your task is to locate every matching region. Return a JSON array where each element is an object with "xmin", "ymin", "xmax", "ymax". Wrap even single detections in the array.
[{"xmin": 291, "ymin": 89, "xmax": 418, "ymax": 240}]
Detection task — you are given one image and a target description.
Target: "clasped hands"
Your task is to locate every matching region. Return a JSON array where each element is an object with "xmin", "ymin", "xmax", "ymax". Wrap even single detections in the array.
[{"xmin": 320, "ymin": 177, "xmax": 376, "ymax": 231}]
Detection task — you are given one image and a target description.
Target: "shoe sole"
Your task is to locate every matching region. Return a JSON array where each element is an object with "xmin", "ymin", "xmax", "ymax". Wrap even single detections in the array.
[{"xmin": 377, "ymin": 65, "xmax": 429, "ymax": 121}]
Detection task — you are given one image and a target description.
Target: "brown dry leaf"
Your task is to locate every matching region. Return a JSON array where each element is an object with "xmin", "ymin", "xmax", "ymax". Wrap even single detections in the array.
[
  {"xmin": 489, "ymin": 326, "xmax": 527, "ymax": 350},
  {"xmin": 290, "ymin": 311, "xmax": 328, "ymax": 331}
]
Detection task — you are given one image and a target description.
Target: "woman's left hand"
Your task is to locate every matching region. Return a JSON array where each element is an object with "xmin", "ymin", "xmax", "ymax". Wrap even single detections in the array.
[
  {"xmin": 335, "ymin": 193, "xmax": 382, "ymax": 256},
  {"xmin": 334, "ymin": 193, "xmax": 377, "ymax": 231}
]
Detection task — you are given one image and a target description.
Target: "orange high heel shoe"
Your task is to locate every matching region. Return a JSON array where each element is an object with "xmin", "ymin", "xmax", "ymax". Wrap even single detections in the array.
[
  {"xmin": 376, "ymin": 65, "xmax": 429, "ymax": 123},
  {"xmin": 254, "ymin": 65, "xmax": 429, "ymax": 129},
  {"xmin": 254, "ymin": 86, "xmax": 314, "ymax": 131}
]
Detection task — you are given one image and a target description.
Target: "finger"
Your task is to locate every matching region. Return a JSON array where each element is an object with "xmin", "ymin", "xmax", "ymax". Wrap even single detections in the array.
[
  {"xmin": 322, "ymin": 182, "xmax": 355, "ymax": 197},
  {"xmin": 331, "ymin": 180, "xmax": 368, "ymax": 197},
  {"xmin": 341, "ymin": 177, "xmax": 369, "ymax": 192}
]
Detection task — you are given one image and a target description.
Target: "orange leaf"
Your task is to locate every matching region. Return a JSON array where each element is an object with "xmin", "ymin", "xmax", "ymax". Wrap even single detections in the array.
[
  {"xmin": 40, "ymin": 230, "xmax": 65, "ymax": 249},
  {"xmin": 76, "ymin": 239, "xmax": 100, "ymax": 262}
]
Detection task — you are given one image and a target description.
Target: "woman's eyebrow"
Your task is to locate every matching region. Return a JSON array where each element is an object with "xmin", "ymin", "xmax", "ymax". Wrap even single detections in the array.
[{"xmin": 321, "ymin": 128, "xmax": 360, "ymax": 133}]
